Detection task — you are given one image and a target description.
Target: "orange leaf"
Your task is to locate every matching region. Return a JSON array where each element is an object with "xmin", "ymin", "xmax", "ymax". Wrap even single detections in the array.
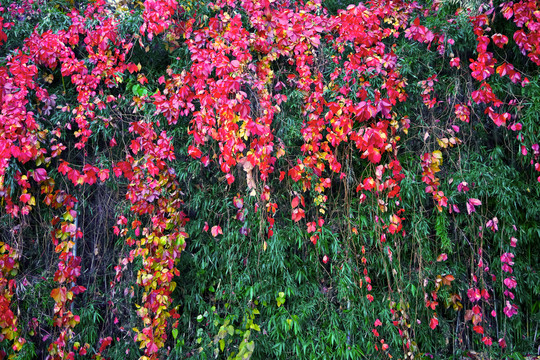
[
  {"xmin": 442, "ymin": 274, "xmax": 455, "ymax": 286},
  {"xmin": 51, "ymin": 287, "xmax": 66, "ymax": 303}
]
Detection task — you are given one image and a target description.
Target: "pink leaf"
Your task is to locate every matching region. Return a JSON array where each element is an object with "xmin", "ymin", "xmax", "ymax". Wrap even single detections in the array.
[
  {"xmin": 510, "ymin": 237, "xmax": 517, "ymax": 247},
  {"xmin": 33, "ymin": 168, "xmax": 48, "ymax": 182},
  {"xmin": 467, "ymin": 288, "xmax": 481, "ymax": 302},
  {"xmin": 467, "ymin": 198, "xmax": 481, "ymax": 214},
  {"xmin": 503, "ymin": 301, "xmax": 518, "ymax": 318},
  {"xmin": 469, "ymin": 198, "xmax": 482, "ymax": 206},
  {"xmin": 211, "ymin": 225, "xmax": 222, "ymax": 237},
  {"xmin": 504, "ymin": 277, "xmax": 517, "ymax": 289},
  {"xmin": 437, "ymin": 253, "xmax": 448, "ymax": 262}
]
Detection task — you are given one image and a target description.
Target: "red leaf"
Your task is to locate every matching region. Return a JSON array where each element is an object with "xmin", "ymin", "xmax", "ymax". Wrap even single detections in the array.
[
  {"xmin": 188, "ymin": 145, "xmax": 202, "ymax": 159},
  {"xmin": 99, "ymin": 337, "xmax": 113, "ymax": 353},
  {"xmin": 137, "ymin": 75, "xmax": 148, "ymax": 84},
  {"xmin": 58, "ymin": 161, "xmax": 70, "ymax": 175},
  {"xmin": 291, "ymin": 208, "xmax": 305, "ymax": 222},
  {"xmin": 19, "ymin": 193, "xmax": 31, "ymax": 203},
  {"xmin": 127, "ymin": 62, "xmax": 139, "ymax": 74},
  {"xmin": 491, "ymin": 34, "xmax": 508, "ymax": 48},
  {"xmin": 429, "ymin": 317, "xmax": 438, "ymax": 329},
  {"xmin": 473, "ymin": 325, "xmax": 484, "ymax": 334},
  {"xmin": 71, "ymin": 285, "xmax": 86, "ymax": 295},
  {"xmin": 291, "ymin": 196, "xmax": 300, "ymax": 209},
  {"xmin": 201, "ymin": 156, "xmax": 210, "ymax": 167}
]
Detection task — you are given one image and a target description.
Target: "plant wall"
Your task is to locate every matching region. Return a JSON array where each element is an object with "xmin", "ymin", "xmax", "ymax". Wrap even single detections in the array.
[{"xmin": 0, "ymin": 0, "xmax": 539, "ymax": 359}]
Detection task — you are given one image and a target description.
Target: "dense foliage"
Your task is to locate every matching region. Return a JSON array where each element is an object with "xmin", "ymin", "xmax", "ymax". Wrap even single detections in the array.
[{"xmin": 0, "ymin": 0, "xmax": 539, "ymax": 359}]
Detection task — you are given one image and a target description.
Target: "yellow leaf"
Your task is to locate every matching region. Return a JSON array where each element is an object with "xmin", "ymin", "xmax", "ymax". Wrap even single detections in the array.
[{"xmin": 219, "ymin": 339, "xmax": 225, "ymax": 352}]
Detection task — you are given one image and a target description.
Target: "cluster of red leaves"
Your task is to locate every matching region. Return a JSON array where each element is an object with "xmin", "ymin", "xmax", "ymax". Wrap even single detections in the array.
[
  {"xmin": 0, "ymin": 6, "xmax": 13, "ymax": 46},
  {"xmin": 0, "ymin": 0, "xmax": 183, "ymax": 357},
  {"xmin": 152, "ymin": 0, "xmax": 411, "ymax": 270},
  {"xmin": 501, "ymin": 248, "xmax": 518, "ymax": 318},
  {"xmin": 127, "ymin": 0, "xmax": 412, "ymax": 354},
  {"xmin": 140, "ymin": 0, "xmax": 179, "ymax": 40},
  {"xmin": 462, "ymin": 222, "xmax": 519, "ymax": 349},
  {"xmin": 418, "ymin": 74, "xmax": 438, "ymax": 109},
  {"xmin": 463, "ymin": 247, "xmax": 496, "ymax": 347},
  {"xmin": 467, "ymin": 10, "xmax": 527, "ymax": 128},
  {"xmin": 503, "ymin": 0, "xmax": 540, "ymax": 66},
  {"xmin": 112, "ymin": 119, "xmax": 188, "ymax": 358}
]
